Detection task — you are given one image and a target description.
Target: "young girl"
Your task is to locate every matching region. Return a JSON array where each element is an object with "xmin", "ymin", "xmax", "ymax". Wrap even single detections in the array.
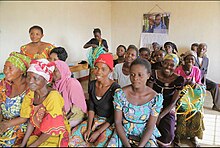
[
  {"xmin": 0, "ymin": 52, "xmax": 31, "ymax": 147},
  {"xmin": 20, "ymin": 25, "xmax": 55, "ymax": 59},
  {"xmin": 113, "ymin": 45, "xmax": 138, "ymax": 87},
  {"xmin": 108, "ymin": 58, "xmax": 163, "ymax": 147},
  {"xmin": 20, "ymin": 59, "xmax": 69, "ymax": 147},
  {"xmin": 52, "ymin": 60, "xmax": 87, "ymax": 128},
  {"xmin": 174, "ymin": 50, "xmax": 205, "ymax": 147},
  {"xmin": 148, "ymin": 53, "xmax": 184, "ymax": 147},
  {"xmin": 69, "ymin": 54, "xmax": 120, "ymax": 147},
  {"xmin": 113, "ymin": 45, "xmax": 126, "ymax": 66}
]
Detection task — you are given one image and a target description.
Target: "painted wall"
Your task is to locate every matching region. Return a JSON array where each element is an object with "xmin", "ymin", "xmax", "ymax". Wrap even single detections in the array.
[
  {"xmin": 1, "ymin": 1, "xmax": 220, "ymax": 82},
  {"xmin": 0, "ymin": 1, "xmax": 112, "ymax": 70},
  {"xmin": 111, "ymin": 1, "xmax": 220, "ymax": 83}
]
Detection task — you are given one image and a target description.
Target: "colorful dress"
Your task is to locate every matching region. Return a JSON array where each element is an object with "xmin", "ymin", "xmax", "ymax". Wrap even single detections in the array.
[
  {"xmin": 149, "ymin": 70, "xmax": 184, "ymax": 145},
  {"xmin": 107, "ymin": 88, "xmax": 163, "ymax": 147},
  {"xmin": 20, "ymin": 44, "xmax": 55, "ymax": 59},
  {"xmin": 0, "ymin": 80, "xmax": 28, "ymax": 147},
  {"xmin": 69, "ymin": 81, "xmax": 120, "ymax": 147},
  {"xmin": 20, "ymin": 90, "xmax": 70, "ymax": 147}
]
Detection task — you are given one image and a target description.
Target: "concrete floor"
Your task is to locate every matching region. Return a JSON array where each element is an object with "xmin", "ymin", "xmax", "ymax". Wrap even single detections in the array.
[{"xmin": 80, "ymin": 80, "xmax": 220, "ymax": 147}]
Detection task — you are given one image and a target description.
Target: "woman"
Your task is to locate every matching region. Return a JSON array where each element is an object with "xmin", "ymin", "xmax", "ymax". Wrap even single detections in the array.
[
  {"xmin": 20, "ymin": 59, "xmax": 69, "ymax": 147},
  {"xmin": 52, "ymin": 60, "xmax": 87, "ymax": 128},
  {"xmin": 69, "ymin": 54, "xmax": 120, "ymax": 147},
  {"xmin": 164, "ymin": 41, "xmax": 178, "ymax": 54},
  {"xmin": 108, "ymin": 58, "xmax": 163, "ymax": 147},
  {"xmin": 148, "ymin": 53, "xmax": 184, "ymax": 147},
  {"xmin": 20, "ymin": 25, "xmax": 55, "ymax": 59},
  {"xmin": 174, "ymin": 50, "xmax": 205, "ymax": 147},
  {"xmin": 113, "ymin": 45, "xmax": 139, "ymax": 88},
  {"xmin": 0, "ymin": 52, "xmax": 31, "ymax": 147},
  {"xmin": 113, "ymin": 45, "xmax": 126, "ymax": 66}
]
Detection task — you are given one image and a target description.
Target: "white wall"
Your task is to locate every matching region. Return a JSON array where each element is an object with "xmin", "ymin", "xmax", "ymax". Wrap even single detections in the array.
[
  {"xmin": 111, "ymin": 1, "xmax": 220, "ymax": 83},
  {"xmin": 0, "ymin": 1, "xmax": 111, "ymax": 69},
  {"xmin": 1, "ymin": 1, "xmax": 220, "ymax": 82}
]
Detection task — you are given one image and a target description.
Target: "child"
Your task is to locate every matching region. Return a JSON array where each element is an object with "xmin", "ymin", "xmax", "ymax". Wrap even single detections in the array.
[
  {"xmin": 151, "ymin": 49, "xmax": 166, "ymax": 70},
  {"xmin": 113, "ymin": 45, "xmax": 126, "ymax": 66},
  {"xmin": 139, "ymin": 47, "xmax": 151, "ymax": 61}
]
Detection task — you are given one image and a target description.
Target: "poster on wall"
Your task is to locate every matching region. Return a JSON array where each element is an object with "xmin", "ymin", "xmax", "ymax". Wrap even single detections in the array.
[
  {"xmin": 142, "ymin": 12, "xmax": 170, "ymax": 34},
  {"xmin": 140, "ymin": 12, "xmax": 170, "ymax": 49}
]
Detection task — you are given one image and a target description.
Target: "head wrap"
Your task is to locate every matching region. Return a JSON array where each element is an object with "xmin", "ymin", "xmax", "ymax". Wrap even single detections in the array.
[
  {"xmin": 27, "ymin": 59, "xmax": 55, "ymax": 83},
  {"xmin": 164, "ymin": 53, "xmax": 179, "ymax": 67},
  {"xmin": 164, "ymin": 42, "xmax": 178, "ymax": 53},
  {"xmin": 94, "ymin": 53, "xmax": 113, "ymax": 71},
  {"xmin": 183, "ymin": 50, "xmax": 197, "ymax": 60},
  {"xmin": 52, "ymin": 60, "xmax": 87, "ymax": 113},
  {"xmin": 6, "ymin": 52, "xmax": 31, "ymax": 75}
]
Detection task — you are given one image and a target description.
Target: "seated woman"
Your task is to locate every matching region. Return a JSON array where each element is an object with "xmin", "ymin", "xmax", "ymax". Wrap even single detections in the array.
[
  {"xmin": 20, "ymin": 25, "xmax": 55, "ymax": 59},
  {"xmin": 108, "ymin": 58, "xmax": 163, "ymax": 147},
  {"xmin": 147, "ymin": 53, "xmax": 184, "ymax": 147},
  {"xmin": 69, "ymin": 54, "xmax": 120, "ymax": 147},
  {"xmin": 49, "ymin": 47, "xmax": 68, "ymax": 62},
  {"xmin": 52, "ymin": 60, "xmax": 87, "ymax": 128},
  {"xmin": 113, "ymin": 45, "xmax": 138, "ymax": 88},
  {"xmin": 20, "ymin": 59, "xmax": 69, "ymax": 147},
  {"xmin": 0, "ymin": 52, "xmax": 31, "ymax": 147},
  {"xmin": 174, "ymin": 50, "xmax": 205, "ymax": 147}
]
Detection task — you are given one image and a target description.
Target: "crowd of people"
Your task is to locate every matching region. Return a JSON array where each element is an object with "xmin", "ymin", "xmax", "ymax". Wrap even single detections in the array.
[{"xmin": 0, "ymin": 25, "xmax": 219, "ymax": 147}]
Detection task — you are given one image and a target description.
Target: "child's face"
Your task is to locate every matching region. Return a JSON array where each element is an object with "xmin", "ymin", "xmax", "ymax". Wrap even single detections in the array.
[
  {"xmin": 49, "ymin": 53, "xmax": 59, "ymax": 62},
  {"xmin": 117, "ymin": 47, "xmax": 126, "ymax": 57},
  {"xmin": 29, "ymin": 28, "xmax": 43, "ymax": 43},
  {"xmin": 198, "ymin": 45, "xmax": 207, "ymax": 57},
  {"xmin": 140, "ymin": 51, "xmax": 150, "ymax": 61},
  {"xmin": 155, "ymin": 50, "xmax": 165, "ymax": 62},
  {"xmin": 125, "ymin": 49, "xmax": 137, "ymax": 63},
  {"xmin": 130, "ymin": 64, "xmax": 150, "ymax": 89},
  {"xmin": 184, "ymin": 55, "xmax": 195, "ymax": 68},
  {"xmin": 191, "ymin": 46, "xmax": 198, "ymax": 53},
  {"xmin": 53, "ymin": 67, "xmax": 61, "ymax": 82}
]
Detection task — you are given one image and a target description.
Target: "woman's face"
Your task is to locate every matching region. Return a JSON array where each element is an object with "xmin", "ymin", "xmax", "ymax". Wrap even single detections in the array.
[
  {"xmin": 162, "ymin": 59, "xmax": 176, "ymax": 77},
  {"xmin": 125, "ymin": 49, "xmax": 137, "ymax": 63},
  {"xmin": 3, "ymin": 61, "xmax": 23, "ymax": 82},
  {"xmin": 26, "ymin": 72, "xmax": 47, "ymax": 91},
  {"xmin": 164, "ymin": 45, "xmax": 173, "ymax": 54},
  {"xmin": 117, "ymin": 47, "xmax": 126, "ymax": 57},
  {"xmin": 130, "ymin": 64, "xmax": 150, "ymax": 89},
  {"xmin": 94, "ymin": 32, "xmax": 101, "ymax": 41},
  {"xmin": 93, "ymin": 62, "xmax": 111, "ymax": 81},
  {"xmin": 53, "ymin": 67, "xmax": 62, "ymax": 82},
  {"xmin": 29, "ymin": 28, "xmax": 43, "ymax": 43},
  {"xmin": 198, "ymin": 45, "xmax": 207, "ymax": 57},
  {"xmin": 184, "ymin": 55, "xmax": 195, "ymax": 68}
]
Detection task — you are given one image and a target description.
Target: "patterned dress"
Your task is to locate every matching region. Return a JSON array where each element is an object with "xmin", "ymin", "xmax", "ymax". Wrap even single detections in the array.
[
  {"xmin": 107, "ymin": 88, "xmax": 163, "ymax": 147},
  {"xmin": 20, "ymin": 44, "xmax": 55, "ymax": 59},
  {"xmin": 20, "ymin": 90, "xmax": 70, "ymax": 147},
  {"xmin": 0, "ymin": 82, "xmax": 28, "ymax": 147}
]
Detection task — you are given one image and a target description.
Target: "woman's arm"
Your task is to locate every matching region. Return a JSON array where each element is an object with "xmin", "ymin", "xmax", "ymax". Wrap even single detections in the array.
[
  {"xmin": 83, "ymin": 44, "xmax": 98, "ymax": 49},
  {"xmin": 138, "ymin": 115, "xmax": 158, "ymax": 147},
  {"xmin": 157, "ymin": 90, "xmax": 180, "ymax": 124},
  {"xmin": 83, "ymin": 110, "xmax": 94, "ymax": 142},
  {"xmin": 0, "ymin": 117, "xmax": 28, "ymax": 134},
  {"xmin": 28, "ymin": 133, "xmax": 51, "ymax": 147},
  {"xmin": 20, "ymin": 120, "xmax": 35, "ymax": 147},
  {"xmin": 115, "ymin": 110, "xmax": 131, "ymax": 147}
]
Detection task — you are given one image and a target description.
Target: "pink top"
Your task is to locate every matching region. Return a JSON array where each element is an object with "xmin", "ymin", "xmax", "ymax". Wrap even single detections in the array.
[
  {"xmin": 174, "ymin": 65, "xmax": 202, "ymax": 84},
  {"xmin": 53, "ymin": 60, "xmax": 87, "ymax": 113}
]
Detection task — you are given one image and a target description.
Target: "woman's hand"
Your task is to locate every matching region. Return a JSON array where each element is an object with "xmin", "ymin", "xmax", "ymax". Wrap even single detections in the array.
[
  {"xmin": 91, "ymin": 44, "xmax": 98, "ymax": 48},
  {"xmin": 83, "ymin": 129, "xmax": 91, "ymax": 142},
  {"xmin": 89, "ymin": 130, "xmax": 101, "ymax": 143},
  {"xmin": 0, "ymin": 121, "xmax": 9, "ymax": 134}
]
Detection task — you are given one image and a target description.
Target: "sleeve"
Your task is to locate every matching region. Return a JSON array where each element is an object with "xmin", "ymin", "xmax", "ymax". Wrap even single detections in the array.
[
  {"xmin": 40, "ymin": 91, "xmax": 67, "ymax": 135},
  {"xmin": 195, "ymin": 67, "xmax": 202, "ymax": 84},
  {"xmin": 102, "ymin": 39, "xmax": 108, "ymax": 49},
  {"xmin": 88, "ymin": 81, "xmax": 95, "ymax": 111},
  {"xmin": 113, "ymin": 64, "xmax": 119, "ymax": 80},
  {"xmin": 85, "ymin": 38, "xmax": 94, "ymax": 45},
  {"xmin": 175, "ymin": 76, "xmax": 184, "ymax": 90},
  {"xmin": 204, "ymin": 57, "xmax": 209, "ymax": 74},
  {"xmin": 113, "ymin": 88, "xmax": 125, "ymax": 111},
  {"xmin": 150, "ymin": 93, "xmax": 163, "ymax": 116},
  {"xmin": 148, "ymin": 69, "xmax": 156, "ymax": 83},
  {"xmin": 20, "ymin": 90, "xmax": 33, "ymax": 118}
]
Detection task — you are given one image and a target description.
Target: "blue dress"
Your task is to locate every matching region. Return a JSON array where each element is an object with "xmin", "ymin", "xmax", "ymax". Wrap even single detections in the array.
[{"xmin": 107, "ymin": 88, "xmax": 163, "ymax": 147}]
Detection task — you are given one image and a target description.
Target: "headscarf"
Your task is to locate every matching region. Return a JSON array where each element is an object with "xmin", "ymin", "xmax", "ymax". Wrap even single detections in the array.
[
  {"xmin": 94, "ymin": 53, "xmax": 114, "ymax": 71},
  {"xmin": 164, "ymin": 41, "xmax": 178, "ymax": 54},
  {"xmin": 164, "ymin": 53, "xmax": 179, "ymax": 67},
  {"xmin": 27, "ymin": 59, "xmax": 55, "ymax": 83},
  {"xmin": 6, "ymin": 51, "xmax": 31, "ymax": 75},
  {"xmin": 52, "ymin": 60, "xmax": 87, "ymax": 113}
]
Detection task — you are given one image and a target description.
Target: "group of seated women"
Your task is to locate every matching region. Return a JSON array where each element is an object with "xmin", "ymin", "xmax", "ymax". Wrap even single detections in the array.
[{"xmin": 0, "ymin": 25, "xmax": 218, "ymax": 147}]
